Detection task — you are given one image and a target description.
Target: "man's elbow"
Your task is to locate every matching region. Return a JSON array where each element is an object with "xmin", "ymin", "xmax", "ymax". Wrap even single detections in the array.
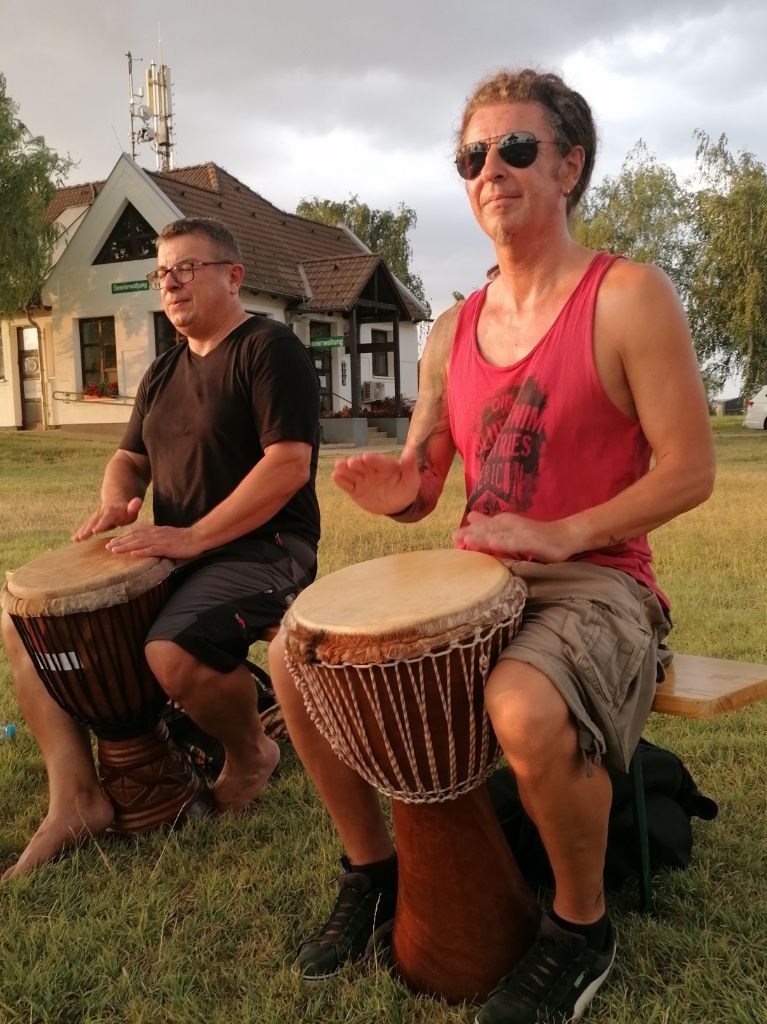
[
  {"xmin": 264, "ymin": 442, "xmax": 313, "ymax": 492},
  {"xmin": 292, "ymin": 462, "xmax": 312, "ymax": 491},
  {"xmin": 700, "ymin": 463, "xmax": 716, "ymax": 504},
  {"xmin": 283, "ymin": 454, "xmax": 312, "ymax": 494},
  {"xmin": 686, "ymin": 458, "xmax": 716, "ymax": 510}
]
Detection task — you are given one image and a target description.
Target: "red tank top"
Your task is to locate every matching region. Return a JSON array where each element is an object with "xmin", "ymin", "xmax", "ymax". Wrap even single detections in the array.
[{"xmin": 448, "ymin": 251, "xmax": 667, "ymax": 606}]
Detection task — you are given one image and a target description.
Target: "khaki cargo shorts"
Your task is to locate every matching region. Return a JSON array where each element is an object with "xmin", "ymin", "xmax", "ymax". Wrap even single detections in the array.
[{"xmin": 498, "ymin": 560, "xmax": 671, "ymax": 772}]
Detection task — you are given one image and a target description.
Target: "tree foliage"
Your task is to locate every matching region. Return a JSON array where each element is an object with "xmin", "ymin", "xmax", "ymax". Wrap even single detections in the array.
[
  {"xmin": 295, "ymin": 194, "xmax": 430, "ymax": 315},
  {"xmin": 573, "ymin": 140, "xmax": 693, "ymax": 297},
  {"xmin": 687, "ymin": 132, "xmax": 767, "ymax": 396},
  {"xmin": 574, "ymin": 135, "xmax": 767, "ymax": 396},
  {"xmin": 0, "ymin": 73, "xmax": 71, "ymax": 318}
]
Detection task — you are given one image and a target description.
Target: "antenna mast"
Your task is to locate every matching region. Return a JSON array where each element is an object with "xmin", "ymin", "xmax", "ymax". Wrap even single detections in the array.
[{"xmin": 127, "ymin": 50, "xmax": 175, "ymax": 171}]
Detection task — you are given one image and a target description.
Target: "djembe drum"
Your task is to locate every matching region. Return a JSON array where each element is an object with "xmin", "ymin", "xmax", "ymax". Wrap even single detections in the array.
[
  {"xmin": 1, "ymin": 536, "xmax": 211, "ymax": 833},
  {"xmin": 281, "ymin": 548, "xmax": 540, "ymax": 1002}
]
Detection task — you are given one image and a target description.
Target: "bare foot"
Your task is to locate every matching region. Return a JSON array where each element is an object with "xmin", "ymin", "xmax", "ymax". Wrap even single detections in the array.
[
  {"xmin": 212, "ymin": 736, "xmax": 280, "ymax": 813},
  {"xmin": 2, "ymin": 791, "xmax": 115, "ymax": 882}
]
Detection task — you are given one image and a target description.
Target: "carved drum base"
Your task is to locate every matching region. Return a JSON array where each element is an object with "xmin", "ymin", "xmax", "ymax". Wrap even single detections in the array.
[{"xmin": 97, "ymin": 721, "xmax": 213, "ymax": 834}]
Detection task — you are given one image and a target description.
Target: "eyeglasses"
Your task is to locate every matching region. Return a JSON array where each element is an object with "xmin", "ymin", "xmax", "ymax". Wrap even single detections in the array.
[
  {"xmin": 146, "ymin": 260, "xmax": 235, "ymax": 289},
  {"xmin": 455, "ymin": 131, "xmax": 559, "ymax": 180}
]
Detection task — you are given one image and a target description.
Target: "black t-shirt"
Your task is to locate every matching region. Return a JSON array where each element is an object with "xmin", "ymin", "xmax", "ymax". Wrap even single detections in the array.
[{"xmin": 120, "ymin": 316, "xmax": 320, "ymax": 547}]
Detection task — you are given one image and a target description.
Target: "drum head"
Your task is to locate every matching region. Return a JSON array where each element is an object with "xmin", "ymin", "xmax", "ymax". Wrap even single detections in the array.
[
  {"xmin": 284, "ymin": 549, "xmax": 526, "ymax": 665},
  {"xmin": 290, "ymin": 548, "xmax": 514, "ymax": 632},
  {"xmin": 2, "ymin": 535, "xmax": 174, "ymax": 617}
]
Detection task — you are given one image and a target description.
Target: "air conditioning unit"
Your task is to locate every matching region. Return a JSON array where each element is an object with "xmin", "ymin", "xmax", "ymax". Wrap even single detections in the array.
[{"xmin": 361, "ymin": 380, "xmax": 386, "ymax": 402}]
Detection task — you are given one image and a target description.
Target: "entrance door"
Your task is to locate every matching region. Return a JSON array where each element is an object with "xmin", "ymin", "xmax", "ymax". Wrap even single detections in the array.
[
  {"xmin": 17, "ymin": 326, "xmax": 43, "ymax": 429},
  {"xmin": 312, "ymin": 350, "xmax": 333, "ymax": 414}
]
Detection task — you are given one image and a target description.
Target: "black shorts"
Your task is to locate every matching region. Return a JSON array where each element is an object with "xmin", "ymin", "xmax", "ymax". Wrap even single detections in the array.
[{"xmin": 145, "ymin": 533, "xmax": 317, "ymax": 673}]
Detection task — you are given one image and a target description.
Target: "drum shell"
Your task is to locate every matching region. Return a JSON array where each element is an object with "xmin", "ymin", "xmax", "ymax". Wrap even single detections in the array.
[
  {"xmin": 2, "ymin": 538, "xmax": 175, "ymax": 741},
  {"xmin": 4, "ymin": 580, "xmax": 170, "ymax": 740},
  {"xmin": 285, "ymin": 619, "xmax": 513, "ymax": 801}
]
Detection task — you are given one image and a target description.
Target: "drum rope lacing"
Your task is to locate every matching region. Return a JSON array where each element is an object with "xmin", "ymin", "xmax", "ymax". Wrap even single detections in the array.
[{"xmin": 285, "ymin": 619, "xmax": 512, "ymax": 804}]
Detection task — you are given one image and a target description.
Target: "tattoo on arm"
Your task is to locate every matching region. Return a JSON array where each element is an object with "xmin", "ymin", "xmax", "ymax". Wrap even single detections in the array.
[
  {"xmin": 390, "ymin": 417, "xmax": 453, "ymax": 522},
  {"xmin": 389, "ymin": 305, "xmax": 459, "ymax": 522}
]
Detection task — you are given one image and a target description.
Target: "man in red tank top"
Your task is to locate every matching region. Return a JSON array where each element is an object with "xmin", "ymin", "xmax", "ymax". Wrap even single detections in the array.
[{"xmin": 271, "ymin": 70, "xmax": 715, "ymax": 1022}]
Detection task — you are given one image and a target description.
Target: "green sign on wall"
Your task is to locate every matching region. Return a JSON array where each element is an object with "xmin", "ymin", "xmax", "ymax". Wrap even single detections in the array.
[
  {"xmin": 309, "ymin": 335, "xmax": 344, "ymax": 349},
  {"xmin": 111, "ymin": 280, "xmax": 150, "ymax": 294}
]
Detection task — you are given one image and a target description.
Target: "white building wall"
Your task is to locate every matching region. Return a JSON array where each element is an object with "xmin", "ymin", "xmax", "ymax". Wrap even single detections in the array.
[
  {"xmin": 243, "ymin": 296, "xmax": 286, "ymax": 321},
  {"xmin": 0, "ymin": 320, "xmax": 17, "ymax": 427},
  {"xmin": 50, "ymin": 206, "xmax": 91, "ymax": 265},
  {"xmin": 37, "ymin": 155, "xmax": 181, "ymax": 429},
  {"xmin": 398, "ymin": 322, "xmax": 419, "ymax": 401},
  {"xmin": 0, "ymin": 315, "xmax": 55, "ymax": 430},
  {"xmin": 289, "ymin": 316, "xmax": 420, "ymax": 413},
  {"xmin": 334, "ymin": 350, "xmax": 352, "ymax": 408},
  {"xmin": 358, "ymin": 321, "xmax": 419, "ymax": 404}
]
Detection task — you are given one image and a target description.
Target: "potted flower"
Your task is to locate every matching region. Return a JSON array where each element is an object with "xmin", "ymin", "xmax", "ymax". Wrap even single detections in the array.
[{"xmin": 82, "ymin": 380, "xmax": 119, "ymax": 399}]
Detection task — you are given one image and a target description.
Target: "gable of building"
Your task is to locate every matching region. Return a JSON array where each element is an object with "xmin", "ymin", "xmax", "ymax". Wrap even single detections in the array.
[{"xmin": 42, "ymin": 154, "xmax": 181, "ymax": 307}]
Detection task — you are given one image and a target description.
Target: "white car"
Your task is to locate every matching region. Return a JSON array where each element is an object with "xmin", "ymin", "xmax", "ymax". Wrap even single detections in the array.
[{"xmin": 743, "ymin": 386, "xmax": 767, "ymax": 430}]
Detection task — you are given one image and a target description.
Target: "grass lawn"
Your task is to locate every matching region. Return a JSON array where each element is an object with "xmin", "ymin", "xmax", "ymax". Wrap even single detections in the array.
[{"xmin": 0, "ymin": 420, "xmax": 765, "ymax": 1024}]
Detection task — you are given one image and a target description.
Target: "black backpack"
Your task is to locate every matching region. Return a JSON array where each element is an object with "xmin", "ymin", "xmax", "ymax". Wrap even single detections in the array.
[{"xmin": 485, "ymin": 738, "xmax": 718, "ymax": 890}]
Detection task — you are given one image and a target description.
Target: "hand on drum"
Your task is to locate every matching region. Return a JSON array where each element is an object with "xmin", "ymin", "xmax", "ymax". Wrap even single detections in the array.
[
  {"xmin": 104, "ymin": 524, "xmax": 203, "ymax": 560},
  {"xmin": 72, "ymin": 497, "xmax": 144, "ymax": 542},
  {"xmin": 454, "ymin": 510, "xmax": 578, "ymax": 564},
  {"xmin": 331, "ymin": 447, "xmax": 420, "ymax": 515}
]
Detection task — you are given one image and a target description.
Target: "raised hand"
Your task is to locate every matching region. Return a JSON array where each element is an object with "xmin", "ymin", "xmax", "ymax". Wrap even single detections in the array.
[{"xmin": 331, "ymin": 447, "xmax": 421, "ymax": 515}]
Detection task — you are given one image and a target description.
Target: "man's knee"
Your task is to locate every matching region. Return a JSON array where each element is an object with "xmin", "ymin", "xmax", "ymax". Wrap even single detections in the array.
[
  {"xmin": 2, "ymin": 609, "xmax": 39, "ymax": 684},
  {"xmin": 268, "ymin": 635, "xmax": 301, "ymax": 707},
  {"xmin": 145, "ymin": 639, "xmax": 195, "ymax": 700},
  {"xmin": 1, "ymin": 609, "xmax": 23, "ymax": 658},
  {"xmin": 485, "ymin": 659, "xmax": 574, "ymax": 764},
  {"xmin": 267, "ymin": 635, "xmax": 287, "ymax": 691}
]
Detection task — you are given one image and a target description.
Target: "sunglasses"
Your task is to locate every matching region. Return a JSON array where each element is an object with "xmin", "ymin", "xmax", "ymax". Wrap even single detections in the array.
[{"xmin": 455, "ymin": 131, "xmax": 559, "ymax": 180}]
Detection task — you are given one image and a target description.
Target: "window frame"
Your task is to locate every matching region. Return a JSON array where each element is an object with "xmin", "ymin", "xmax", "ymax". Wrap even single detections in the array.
[
  {"xmin": 371, "ymin": 329, "xmax": 390, "ymax": 377},
  {"xmin": 92, "ymin": 203, "xmax": 157, "ymax": 265},
  {"xmin": 79, "ymin": 316, "xmax": 118, "ymax": 391}
]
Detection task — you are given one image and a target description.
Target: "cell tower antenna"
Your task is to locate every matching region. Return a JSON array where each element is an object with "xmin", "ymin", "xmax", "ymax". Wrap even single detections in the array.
[{"xmin": 127, "ymin": 48, "xmax": 175, "ymax": 171}]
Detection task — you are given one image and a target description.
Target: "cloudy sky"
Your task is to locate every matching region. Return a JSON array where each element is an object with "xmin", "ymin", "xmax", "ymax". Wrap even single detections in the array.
[{"xmin": 3, "ymin": 0, "xmax": 766, "ymax": 391}]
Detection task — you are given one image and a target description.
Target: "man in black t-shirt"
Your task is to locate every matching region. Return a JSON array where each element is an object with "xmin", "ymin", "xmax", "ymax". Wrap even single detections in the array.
[{"xmin": 1, "ymin": 218, "xmax": 320, "ymax": 880}]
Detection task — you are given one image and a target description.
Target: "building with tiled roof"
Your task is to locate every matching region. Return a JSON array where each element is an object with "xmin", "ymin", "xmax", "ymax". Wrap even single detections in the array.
[{"xmin": 0, "ymin": 154, "xmax": 427, "ymax": 432}]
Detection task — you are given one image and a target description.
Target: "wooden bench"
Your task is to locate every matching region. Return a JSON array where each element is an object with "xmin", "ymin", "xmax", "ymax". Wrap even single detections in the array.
[{"xmin": 630, "ymin": 652, "xmax": 767, "ymax": 909}]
